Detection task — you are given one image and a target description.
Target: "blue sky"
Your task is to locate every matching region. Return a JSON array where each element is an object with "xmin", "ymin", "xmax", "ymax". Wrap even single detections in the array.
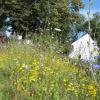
[{"xmin": 80, "ymin": 0, "xmax": 100, "ymax": 18}]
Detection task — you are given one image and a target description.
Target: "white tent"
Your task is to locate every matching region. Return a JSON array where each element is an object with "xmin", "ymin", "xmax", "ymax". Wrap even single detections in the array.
[{"xmin": 69, "ymin": 34, "xmax": 99, "ymax": 62}]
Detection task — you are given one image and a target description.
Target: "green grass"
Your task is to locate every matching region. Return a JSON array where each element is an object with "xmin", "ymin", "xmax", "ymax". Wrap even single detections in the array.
[{"xmin": 0, "ymin": 37, "xmax": 100, "ymax": 100}]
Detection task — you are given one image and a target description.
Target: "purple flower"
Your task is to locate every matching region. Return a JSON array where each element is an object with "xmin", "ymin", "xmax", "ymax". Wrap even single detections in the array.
[
  {"xmin": 40, "ymin": 63, "xmax": 44, "ymax": 67},
  {"xmin": 92, "ymin": 64, "xmax": 100, "ymax": 69},
  {"xmin": 82, "ymin": 58, "xmax": 90, "ymax": 62},
  {"xmin": 82, "ymin": 57, "xmax": 95, "ymax": 62}
]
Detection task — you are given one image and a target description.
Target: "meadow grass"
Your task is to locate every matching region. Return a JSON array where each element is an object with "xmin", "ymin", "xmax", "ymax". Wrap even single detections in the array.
[{"xmin": 0, "ymin": 36, "xmax": 100, "ymax": 100}]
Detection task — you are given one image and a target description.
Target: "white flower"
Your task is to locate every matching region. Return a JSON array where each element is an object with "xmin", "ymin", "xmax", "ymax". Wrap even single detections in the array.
[
  {"xmin": 18, "ymin": 35, "xmax": 22, "ymax": 40},
  {"xmin": 54, "ymin": 28, "xmax": 62, "ymax": 32},
  {"xmin": 22, "ymin": 64, "xmax": 29, "ymax": 70}
]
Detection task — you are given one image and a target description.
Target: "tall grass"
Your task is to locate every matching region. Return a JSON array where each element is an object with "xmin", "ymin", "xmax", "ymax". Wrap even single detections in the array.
[{"xmin": 0, "ymin": 35, "xmax": 100, "ymax": 100}]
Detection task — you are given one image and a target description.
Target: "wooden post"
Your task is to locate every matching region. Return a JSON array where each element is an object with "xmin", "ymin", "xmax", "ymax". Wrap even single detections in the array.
[{"xmin": 0, "ymin": 32, "xmax": 5, "ymax": 44}]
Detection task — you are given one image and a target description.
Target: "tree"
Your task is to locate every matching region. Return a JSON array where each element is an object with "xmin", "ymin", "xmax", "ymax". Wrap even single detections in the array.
[
  {"xmin": 90, "ymin": 12, "xmax": 100, "ymax": 47},
  {"xmin": 33, "ymin": 0, "xmax": 84, "ymax": 42},
  {"xmin": 80, "ymin": 12, "xmax": 100, "ymax": 47},
  {"xmin": 0, "ymin": 0, "xmax": 38, "ymax": 38},
  {"xmin": 70, "ymin": 13, "xmax": 86, "ymax": 41},
  {"xmin": 0, "ymin": 0, "xmax": 84, "ymax": 40}
]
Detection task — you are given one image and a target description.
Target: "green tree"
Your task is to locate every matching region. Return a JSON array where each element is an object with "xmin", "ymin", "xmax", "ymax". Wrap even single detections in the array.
[
  {"xmin": 0, "ymin": 0, "xmax": 84, "ymax": 40},
  {"xmin": 80, "ymin": 12, "xmax": 100, "ymax": 47}
]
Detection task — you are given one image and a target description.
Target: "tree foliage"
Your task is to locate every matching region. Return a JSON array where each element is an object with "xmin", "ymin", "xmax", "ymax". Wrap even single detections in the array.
[
  {"xmin": 80, "ymin": 12, "xmax": 100, "ymax": 47},
  {"xmin": 0, "ymin": 0, "xmax": 84, "ymax": 40}
]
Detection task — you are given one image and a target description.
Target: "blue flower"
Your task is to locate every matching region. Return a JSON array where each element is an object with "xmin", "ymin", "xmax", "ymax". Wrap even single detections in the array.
[{"xmin": 92, "ymin": 64, "xmax": 100, "ymax": 69}]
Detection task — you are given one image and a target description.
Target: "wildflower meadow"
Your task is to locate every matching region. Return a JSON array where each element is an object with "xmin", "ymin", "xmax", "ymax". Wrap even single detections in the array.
[{"xmin": 0, "ymin": 35, "xmax": 100, "ymax": 100}]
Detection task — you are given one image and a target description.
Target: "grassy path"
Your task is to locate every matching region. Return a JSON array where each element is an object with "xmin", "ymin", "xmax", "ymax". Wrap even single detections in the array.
[{"xmin": 0, "ymin": 67, "xmax": 10, "ymax": 100}]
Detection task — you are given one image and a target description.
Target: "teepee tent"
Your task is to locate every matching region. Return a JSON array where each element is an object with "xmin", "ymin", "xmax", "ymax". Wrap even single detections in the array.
[{"xmin": 69, "ymin": 34, "xmax": 99, "ymax": 62}]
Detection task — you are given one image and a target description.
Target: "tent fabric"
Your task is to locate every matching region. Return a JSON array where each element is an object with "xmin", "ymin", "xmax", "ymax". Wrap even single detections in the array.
[{"xmin": 69, "ymin": 34, "xmax": 99, "ymax": 62}]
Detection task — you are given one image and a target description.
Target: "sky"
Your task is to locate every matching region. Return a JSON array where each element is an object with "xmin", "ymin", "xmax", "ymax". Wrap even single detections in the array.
[{"xmin": 80, "ymin": 0, "xmax": 100, "ymax": 18}]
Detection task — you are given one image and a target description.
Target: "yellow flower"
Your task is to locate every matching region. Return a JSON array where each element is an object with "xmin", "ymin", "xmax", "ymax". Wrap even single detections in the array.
[
  {"xmin": 19, "ymin": 67, "xmax": 24, "ymax": 72},
  {"xmin": 63, "ymin": 79, "xmax": 66, "ymax": 82},
  {"xmin": 89, "ymin": 85, "xmax": 94, "ymax": 90},
  {"xmin": 82, "ymin": 84, "xmax": 85, "ymax": 88},
  {"xmin": 16, "ymin": 63, "xmax": 20, "ymax": 67},
  {"xmin": 29, "ymin": 76, "xmax": 35, "ymax": 82},
  {"xmin": 88, "ymin": 84, "xmax": 97, "ymax": 96}
]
